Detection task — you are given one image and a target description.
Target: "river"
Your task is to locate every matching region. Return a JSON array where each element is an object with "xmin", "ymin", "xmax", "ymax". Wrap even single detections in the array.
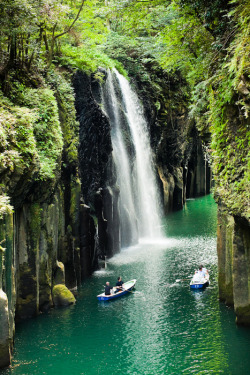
[{"xmin": 2, "ymin": 195, "xmax": 250, "ymax": 375}]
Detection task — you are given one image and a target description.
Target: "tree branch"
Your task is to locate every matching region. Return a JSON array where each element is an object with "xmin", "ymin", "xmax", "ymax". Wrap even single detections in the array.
[{"xmin": 54, "ymin": 0, "xmax": 86, "ymax": 40}]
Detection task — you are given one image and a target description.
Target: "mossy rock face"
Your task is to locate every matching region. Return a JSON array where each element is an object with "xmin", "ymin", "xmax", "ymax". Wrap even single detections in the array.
[
  {"xmin": 235, "ymin": 305, "xmax": 250, "ymax": 326},
  {"xmin": 0, "ymin": 289, "xmax": 11, "ymax": 368},
  {"xmin": 52, "ymin": 284, "xmax": 75, "ymax": 307}
]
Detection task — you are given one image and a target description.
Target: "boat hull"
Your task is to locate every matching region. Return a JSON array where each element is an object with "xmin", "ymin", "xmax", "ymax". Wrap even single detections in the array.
[
  {"xmin": 190, "ymin": 272, "xmax": 209, "ymax": 289},
  {"xmin": 190, "ymin": 281, "xmax": 209, "ymax": 289},
  {"xmin": 97, "ymin": 279, "xmax": 136, "ymax": 301}
]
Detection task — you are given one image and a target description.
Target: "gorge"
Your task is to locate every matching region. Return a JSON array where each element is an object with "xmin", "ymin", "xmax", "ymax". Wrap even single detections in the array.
[
  {"xmin": 0, "ymin": 0, "xmax": 250, "ymax": 371},
  {"xmin": 0, "ymin": 66, "xmax": 212, "ymax": 369}
]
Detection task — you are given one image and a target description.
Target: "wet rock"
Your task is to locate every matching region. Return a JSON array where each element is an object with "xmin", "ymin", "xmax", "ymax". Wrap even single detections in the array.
[
  {"xmin": 0, "ymin": 289, "xmax": 11, "ymax": 368},
  {"xmin": 53, "ymin": 261, "xmax": 65, "ymax": 285},
  {"xmin": 73, "ymin": 71, "xmax": 112, "ymax": 204},
  {"xmin": 233, "ymin": 216, "xmax": 250, "ymax": 325},
  {"xmin": 217, "ymin": 206, "xmax": 234, "ymax": 305},
  {"xmin": 217, "ymin": 205, "xmax": 250, "ymax": 325},
  {"xmin": 52, "ymin": 284, "xmax": 76, "ymax": 307},
  {"xmin": 80, "ymin": 204, "xmax": 96, "ymax": 279}
]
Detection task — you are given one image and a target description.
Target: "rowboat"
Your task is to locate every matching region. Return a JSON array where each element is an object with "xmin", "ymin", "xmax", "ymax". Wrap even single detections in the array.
[
  {"xmin": 190, "ymin": 272, "xmax": 209, "ymax": 289},
  {"xmin": 97, "ymin": 279, "xmax": 136, "ymax": 301}
]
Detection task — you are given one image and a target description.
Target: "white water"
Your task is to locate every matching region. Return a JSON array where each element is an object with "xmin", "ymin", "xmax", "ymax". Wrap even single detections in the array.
[
  {"xmin": 102, "ymin": 69, "xmax": 163, "ymax": 246},
  {"xmin": 114, "ymin": 69, "xmax": 163, "ymax": 239},
  {"xmin": 102, "ymin": 71, "xmax": 138, "ymax": 246}
]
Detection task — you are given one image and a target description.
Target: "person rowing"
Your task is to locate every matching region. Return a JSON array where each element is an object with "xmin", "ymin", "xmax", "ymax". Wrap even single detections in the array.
[
  {"xmin": 200, "ymin": 264, "xmax": 209, "ymax": 277},
  {"xmin": 115, "ymin": 276, "xmax": 124, "ymax": 292},
  {"xmin": 194, "ymin": 265, "xmax": 208, "ymax": 281}
]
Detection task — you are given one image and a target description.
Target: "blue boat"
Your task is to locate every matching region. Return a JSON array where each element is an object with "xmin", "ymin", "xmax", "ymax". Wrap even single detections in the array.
[
  {"xmin": 190, "ymin": 273, "xmax": 209, "ymax": 289},
  {"xmin": 97, "ymin": 279, "xmax": 136, "ymax": 301}
]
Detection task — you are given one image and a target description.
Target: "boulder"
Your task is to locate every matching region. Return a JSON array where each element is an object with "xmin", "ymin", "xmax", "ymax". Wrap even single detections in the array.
[
  {"xmin": 52, "ymin": 284, "xmax": 76, "ymax": 307},
  {"xmin": 0, "ymin": 289, "xmax": 11, "ymax": 368}
]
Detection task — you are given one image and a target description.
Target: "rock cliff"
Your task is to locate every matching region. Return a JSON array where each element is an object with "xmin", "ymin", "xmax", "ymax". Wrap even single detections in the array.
[
  {"xmin": 0, "ymin": 66, "xmax": 212, "ymax": 368},
  {"xmin": 214, "ymin": 96, "xmax": 250, "ymax": 325},
  {"xmin": 130, "ymin": 65, "xmax": 212, "ymax": 213},
  {"xmin": 0, "ymin": 70, "xmax": 96, "ymax": 367},
  {"xmin": 73, "ymin": 68, "xmax": 211, "ymax": 256}
]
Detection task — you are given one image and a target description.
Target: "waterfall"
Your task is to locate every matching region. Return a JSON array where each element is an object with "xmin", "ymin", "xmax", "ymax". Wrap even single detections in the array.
[{"xmin": 102, "ymin": 69, "xmax": 163, "ymax": 247}]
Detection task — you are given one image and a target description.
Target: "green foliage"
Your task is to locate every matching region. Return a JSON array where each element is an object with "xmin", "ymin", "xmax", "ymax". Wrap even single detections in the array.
[
  {"xmin": 0, "ymin": 195, "xmax": 13, "ymax": 219},
  {"xmin": 0, "ymin": 0, "xmax": 249, "ymax": 221},
  {"xmin": 18, "ymin": 87, "xmax": 63, "ymax": 179},
  {"xmin": 156, "ymin": 2, "xmax": 214, "ymax": 85},
  {"xmin": 189, "ymin": 0, "xmax": 250, "ymax": 219},
  {"xmin": 0, "ymin": 0, "xmax": 114, "ymax": 74},
  {"xmin": 0, "ymin": 93, "xmax": 39, "ymax": 172},
  {"xmin": 58, "ymin": 43, "xmax": 126, "ymax": 75},
  {"xmin": 0, "ymin": 84, "xmax": 63, "ymax": 182},
  {"xmin": 103, "ymin": 32, "xmax": 147, "ymax": 78},
  {"xmin": 105, "ymin": 0, "xmax": 249, "ymax": 219},
  {"xmin": 46, "ymin": 70, "xmax": 79, "ymax": 166}
]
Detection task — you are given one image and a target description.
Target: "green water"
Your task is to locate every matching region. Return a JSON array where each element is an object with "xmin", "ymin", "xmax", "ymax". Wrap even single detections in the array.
[{"xmin": 2, "ymin": 195, "xmax": 250, "ymax": 375}]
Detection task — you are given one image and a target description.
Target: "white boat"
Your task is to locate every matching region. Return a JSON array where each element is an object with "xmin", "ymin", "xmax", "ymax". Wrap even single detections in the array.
[
  {"xmin": 97, "ymin": 279, "xmax": 136, "ymax": 301},
  {"xmin": 190, "ymin": 272, "xmax": 209, "ymax": 289}
]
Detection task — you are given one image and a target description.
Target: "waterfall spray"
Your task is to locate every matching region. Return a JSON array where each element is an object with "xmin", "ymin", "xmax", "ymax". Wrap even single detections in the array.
[{"xmin": 102, "ymin": 69, "xmax": 163, "ymax": 246}]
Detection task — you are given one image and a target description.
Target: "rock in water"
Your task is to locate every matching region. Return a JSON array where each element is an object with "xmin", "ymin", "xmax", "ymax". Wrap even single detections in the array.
[
  {"xmin": 0, "ymin": 289, "xmax": 11, "ymax": 368},
  {"xmin": 52, "ymin": 284, "xmax": 76, "ymax": 307}
]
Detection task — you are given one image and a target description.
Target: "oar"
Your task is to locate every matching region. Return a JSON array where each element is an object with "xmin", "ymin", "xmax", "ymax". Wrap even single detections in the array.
[{"xmin": 175, "ymin": 278, "xmax": 191, "ymax": 282}]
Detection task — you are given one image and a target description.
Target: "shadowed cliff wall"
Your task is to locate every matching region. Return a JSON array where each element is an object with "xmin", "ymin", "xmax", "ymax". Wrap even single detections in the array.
[{"xmin": 0, "ymin": 71, "xmax": 96, "ymax": 367}]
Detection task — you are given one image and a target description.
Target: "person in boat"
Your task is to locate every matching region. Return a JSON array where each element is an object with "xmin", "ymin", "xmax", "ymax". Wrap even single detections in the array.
[
  {"xmin": 195, "ymin": 266, "xmax": 204, "ymax": 280},
  {"xmin": 115, "ymin": 277, "xmax": 124, "ymax": 292},
  {"xmin": 196, "ymin": 265, "xmax": 208, "ymax": 279},
  {"xmin": 200, "ymin": 265, "xmax": 208, "ymax": 277},
  {"xmin": 104, "ymin": 281, "xmax": 113, "ymax": 295}
]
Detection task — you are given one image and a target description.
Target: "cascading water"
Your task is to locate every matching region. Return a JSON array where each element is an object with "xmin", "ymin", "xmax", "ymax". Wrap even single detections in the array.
[
  {"xmin": 102, "ymin": 70, "xmax": 138, "ymax": 247},
  {"xmin": 102, "ymin": 69, "xmax": 163, "ymax": 246}
]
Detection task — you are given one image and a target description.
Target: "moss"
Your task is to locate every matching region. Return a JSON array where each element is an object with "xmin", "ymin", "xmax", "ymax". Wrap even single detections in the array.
[
  {"xmin": 52, "ymin": 284, "xmax": 76, "ymax": 306},
  {"xmin": 16, "ymin": 294, "xmax": 36, "ymax": 305},
  {"xmin": 0, "ymin": 68, "xmax": 81, "ymax": 216},
  {"xmin": 0, "ymin": 95, "xmax": 39, "ymax": 181},
  {"xmin": 29, "ymin": 204, "xmax": 41, "ymax": 245},
  {"xmin": 46, "ymin": 71, "xmax": 79, "ymax": 167},
  {"xmin": 70, "ymin": 177, "xmax": 81, "ymax": 226},
  {"xmin": 19, "ymin": 87, "xmax": 63, "ymax": 180}
]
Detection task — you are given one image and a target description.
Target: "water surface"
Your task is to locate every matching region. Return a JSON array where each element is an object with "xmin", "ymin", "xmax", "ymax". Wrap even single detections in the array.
[{"xmin": 2, "ymin": 195, "xmax": 250, "ymax": 375}]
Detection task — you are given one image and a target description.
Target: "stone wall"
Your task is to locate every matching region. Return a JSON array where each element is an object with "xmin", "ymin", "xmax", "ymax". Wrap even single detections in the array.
[
  {"xmin": 73, "ymin": 71, "xmax": 120, "ymax": 259},
  {"xmin": 0, "ymin": 69, "xmax": 99, "ymax": 368},
  {"xmin": 0, "ymin": 174, "xmax": 98, "ymax": 367},
  {"xmin": 217, "ymin": 205, "xmax": 250, "ymax": 325}
]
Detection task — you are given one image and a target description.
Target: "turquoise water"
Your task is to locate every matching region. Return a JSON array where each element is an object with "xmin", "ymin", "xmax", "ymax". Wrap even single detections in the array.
[{"xmin": 2, "ymin": 195, "xmax": 250, "ymax": 375}]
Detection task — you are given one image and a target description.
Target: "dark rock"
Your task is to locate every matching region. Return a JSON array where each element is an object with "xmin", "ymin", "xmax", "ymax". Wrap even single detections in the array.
[
  {"xmin": 217, "ymin": 205, "xmax": 250, "ymax": 325},
  {"xmin": 53, "ymin": 261, "xmax": 65, "ymax": 286},
  {"xmin": 73, "ymin": 71, "xmax": 112, "ymax": 204},
  {"xmin": 80, "ymin": 204, "xmax": 96, "ymax": 278}
]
